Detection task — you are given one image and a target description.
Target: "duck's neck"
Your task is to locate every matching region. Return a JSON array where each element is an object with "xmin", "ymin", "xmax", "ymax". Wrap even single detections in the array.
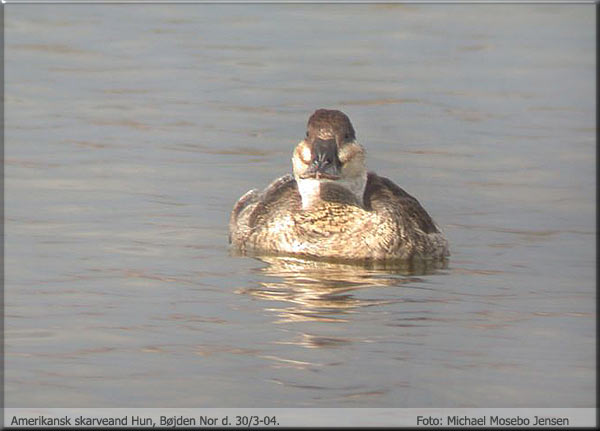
[
  {"xmin": 297, "ymin": 178, "xmax": 324, "ymax": 209},
  {"xmin": 296, "ymin": 175, "xmax": 367, "ymax": 210}
]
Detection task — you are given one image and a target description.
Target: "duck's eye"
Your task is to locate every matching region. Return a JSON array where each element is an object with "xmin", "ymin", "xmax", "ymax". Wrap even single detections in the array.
[
  {"xmin": 305, "ymin": 131, "xmax": 309, "ymax": 138},
  {"xmin": 344, "ymin": 133, "xmax": 350, "ymax": 140}
]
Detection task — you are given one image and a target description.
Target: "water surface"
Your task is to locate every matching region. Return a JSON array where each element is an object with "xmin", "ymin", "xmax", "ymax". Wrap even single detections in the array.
[{"xmin": 5, "ymin": 4, "xmax": 595, "ymax": 407}]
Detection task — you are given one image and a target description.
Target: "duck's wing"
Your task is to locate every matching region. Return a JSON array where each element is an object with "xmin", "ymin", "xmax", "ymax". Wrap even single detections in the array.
[
  {"xmin": 229, "ymin": 174, "xmax": 301, "ymax": 245},
  {"xmin": 229, "ymin": 188, "xmax": 259, "ymax": 244},
  {"xmin": 247, "ymin": 174, "xmax": 301, "ymax": 228},
  {"xmin": 363, "ymin": 172, "xmax": 440, "ymax": 234}
]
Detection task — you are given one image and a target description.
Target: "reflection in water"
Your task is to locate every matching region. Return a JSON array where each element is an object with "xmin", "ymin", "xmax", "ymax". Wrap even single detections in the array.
[{"xmin": 236, "ymin": 254, "xmax": 448, "ymax": 323}]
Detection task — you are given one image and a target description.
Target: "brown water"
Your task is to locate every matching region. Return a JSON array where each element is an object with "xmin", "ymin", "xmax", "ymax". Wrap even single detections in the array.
[{"xmin": 4, "ymin": 4, "xmax": 595, "ymax": 407}]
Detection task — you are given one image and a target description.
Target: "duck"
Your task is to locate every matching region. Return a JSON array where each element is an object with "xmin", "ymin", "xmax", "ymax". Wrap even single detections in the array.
[{"xmin": 229, "ymin": 109, "xmax": 449, "ymax": 262}]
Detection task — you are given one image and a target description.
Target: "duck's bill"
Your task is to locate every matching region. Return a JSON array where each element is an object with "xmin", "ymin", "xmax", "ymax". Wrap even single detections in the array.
[{"xmin": 301, "ymin": 137, "xmax": 342, "ymax": 180}]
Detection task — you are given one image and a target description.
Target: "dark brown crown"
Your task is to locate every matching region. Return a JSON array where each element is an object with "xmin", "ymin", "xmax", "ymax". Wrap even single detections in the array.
[{"xmin": 306, "ymin": 109, "xmax": 356, "ymax": 142}]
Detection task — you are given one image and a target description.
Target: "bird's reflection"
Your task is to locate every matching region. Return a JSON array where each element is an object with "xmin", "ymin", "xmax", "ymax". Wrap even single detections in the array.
[{"xmin": 235, "ymin": 253, "xmax": 448, "ymax": 323}]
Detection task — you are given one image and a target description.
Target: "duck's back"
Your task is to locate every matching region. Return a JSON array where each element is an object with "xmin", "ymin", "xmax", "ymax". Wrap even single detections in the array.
[
  {"xmin": 362, "ymin": 172, "xmax": 449, "ymax": 260},
  {"xmin": 229, "ymin": 172, "xmax": 448, "ymax": 261}
]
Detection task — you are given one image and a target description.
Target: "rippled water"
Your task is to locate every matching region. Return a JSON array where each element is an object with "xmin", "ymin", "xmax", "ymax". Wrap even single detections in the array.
[{"xmin": 5, "ymin": 4, "xmax": 595, "ymax": 407}]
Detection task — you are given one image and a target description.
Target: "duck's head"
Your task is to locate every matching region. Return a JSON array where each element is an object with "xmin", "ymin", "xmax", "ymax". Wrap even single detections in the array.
[{"xmin": 292, "ymin": 109, "xmax": 367, "ymax": 209}]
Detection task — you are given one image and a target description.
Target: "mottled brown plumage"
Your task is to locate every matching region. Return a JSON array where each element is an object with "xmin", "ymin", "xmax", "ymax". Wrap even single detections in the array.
[{"xmin": 229, "ymin": 109, "xmax": 449, "ymax": 263}]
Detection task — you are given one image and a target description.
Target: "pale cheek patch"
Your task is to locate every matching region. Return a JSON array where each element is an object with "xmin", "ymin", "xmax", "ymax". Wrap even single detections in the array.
[
  {"xmin": 292, "ymin": 155, "xmax": 305, "ymax": 178},
  {"xmin": 342, "ymin": 157, "xmax": 364, "ymax": 177},
  {"xmin": 292, "ymin": 141, "xmax": 311, "ymax": 177},
  {"xmin": 301, "ymin": 145, "xmax": 312, "ymax": 163},
  {"xmin": 338, "ymin": 141, "xmax": 364, "ymax": 164},
  {"xmin": 338, "ymin": 146, "xmax": 350, "ymax": 163}
]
